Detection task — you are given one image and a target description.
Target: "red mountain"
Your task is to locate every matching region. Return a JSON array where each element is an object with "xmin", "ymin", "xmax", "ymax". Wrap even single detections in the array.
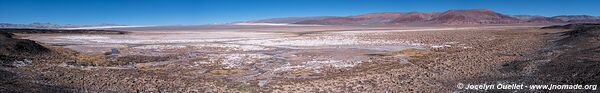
[
  {"xmin": 295, "ymin": 9, "xmax": 524, "ymax": 25},
  {"xmin": 295, "ymin": 12, "xmax": 440, "ymax": 25},
  {"xmin": 295, "ymin": 17, "xmax": 367, "ymax": 25},
  {"xmin": 429, "ymin": 9, "xmax": 522, "ymax": 24},
  {"xmin": 294, "ymin": 12, "xmax": 407, "ymax": 25},
  {"xmin": 246, "ymin": 9, "xmax": 600, "ymax": 25},
  {"xmin": 388, "ymin": 12, "xmax": 440, "ymax": 24}
]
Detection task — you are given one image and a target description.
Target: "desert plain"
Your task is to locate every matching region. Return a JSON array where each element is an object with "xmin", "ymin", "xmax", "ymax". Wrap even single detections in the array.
[{"xmin": 2, "ymin": 24, "xmax": 599, "ymax": 92}]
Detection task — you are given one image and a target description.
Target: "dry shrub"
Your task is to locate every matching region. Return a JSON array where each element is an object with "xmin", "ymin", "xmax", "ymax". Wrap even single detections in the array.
[
  {"xmin": 76, "ymin": 54, "xmax": 108, "ymax": 66},
  {"xmin": 387, "ymin": 48, "xmax": 430, "ymax": 56},
  {"xmin": 385, "ymin": 48, "xmax": 433, "ymax": 62},
  {"xmin": 77, "ymin": 54, "xmax": 105, "ymax": 62},
  {"xmin": 237, "ymin": 83, "xmax": 255, "ymax": 92},
  {"xmin": 208, "ymin": 69, "xmax": 244, "ymax": 75},
  {"xmin": 75, "ymin": 54, "xmax": 113, "ymax": 66},
  {"xmin": 135, "ymin": 63, "xmax": 153, "ymax": 69},
  {"xmin": 116, "ymin": 55, "xmax": 174, "ymax": 64},
  {"xmin": 407, "ymin": 57, "xmax": 423, "ymax": 62},
  {"xmin": 391, "ymin": 48, "xmax": 419, "ymax": 55},
  {"xmin": 363, "ymin": 61, "xmax": 394, "ymax": 67},
  {"xmin": 289, "ymin": 68, "xmax": 314, "ymax": 74},
  {"xmin": 386, "ymin": 48, "xmax": 429, "ymax": 56}
]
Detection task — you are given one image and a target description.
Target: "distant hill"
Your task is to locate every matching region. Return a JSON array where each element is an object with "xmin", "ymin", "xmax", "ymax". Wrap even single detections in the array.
[
  {"xmin": 0, "ymin": 23, "xmax": 126, "ymax": 29},
  {"xmin": 550, "ymin": 15, "xmax": 600, "ymax": 23},
  {"xmin": 246, "ymin": 9, "xmax": 600, "ymax": 25},
  {"xmin": 247, "ymin": 16, "xmax": 337, "ymax": 23},
  {"xmin": 294, "ymin": 12, "xmax": 441, "ymax": 25},
  {"xmin": 512, "ymin": 15, "xmax": 563, "ymax": 23}
]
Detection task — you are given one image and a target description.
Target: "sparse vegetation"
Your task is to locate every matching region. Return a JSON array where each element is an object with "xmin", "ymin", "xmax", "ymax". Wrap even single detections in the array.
[
  {"xmin": 289, "ymin": 68, "xmax": 313, "ymax": 74},
  {"xmin": 364, "ymin": 61, "xmax": 394, "ymax": 66},
  {"xmin": 237, "ymin": 83, "xmax": 256, "ymax": 92},
  {"xmin": 116, "ymin": 55, "xmax": 174, "ymax": 64},
  {"xmin": 383, "ymin": 48, "xmax": 432, "ymax": 62},
  {"xmin": 208, "ymin": 69, "xmax": 244, "ymax": 75},
  {"xmin": 75, "ymin": 54, "xmax": 110, "ymax": 66},
  {"xmin": 385, "ymin": 48, "xmax": 430, "ymax": 56}
]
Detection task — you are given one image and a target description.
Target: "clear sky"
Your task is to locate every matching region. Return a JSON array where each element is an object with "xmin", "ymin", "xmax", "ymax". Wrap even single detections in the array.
[{"xmin": 0, "ymin": 0, "xmax": 598, "ymax": 25}]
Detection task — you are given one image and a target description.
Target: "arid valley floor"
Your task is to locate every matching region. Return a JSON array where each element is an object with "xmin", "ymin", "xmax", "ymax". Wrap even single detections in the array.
[{"xmin": 2, "ymin": 24, "xmax": 599, "ymax": 92}]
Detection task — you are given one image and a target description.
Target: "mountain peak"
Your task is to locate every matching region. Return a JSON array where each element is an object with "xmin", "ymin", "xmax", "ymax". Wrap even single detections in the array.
[{"xmin": 446, "ymin": 9, "xmax": 493, "ymax": 12}]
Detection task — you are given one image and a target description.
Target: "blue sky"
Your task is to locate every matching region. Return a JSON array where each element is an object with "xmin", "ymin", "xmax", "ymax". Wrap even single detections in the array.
[{"xmin": 0, "ymin": 0, "xmax": 598, "ymax": 25}]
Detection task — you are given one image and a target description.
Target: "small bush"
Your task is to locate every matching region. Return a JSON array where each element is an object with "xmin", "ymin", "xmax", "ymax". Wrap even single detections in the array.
[{"xmin": 386, "ymin": 48, "xmax": 429, "ymax": 56}]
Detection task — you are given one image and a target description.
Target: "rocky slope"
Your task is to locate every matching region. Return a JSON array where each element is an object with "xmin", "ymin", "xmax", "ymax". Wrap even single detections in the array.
[
  {"xmin": 531, "ymin": 24, "xmax": 600, "ymax": 92},
  {"xmin": 0, "ymin": 31, "xmax": 49, "ymax": 64},
  {"xmin": 457, "ymin": 23, "xmax": 600, "ymax": 92}
]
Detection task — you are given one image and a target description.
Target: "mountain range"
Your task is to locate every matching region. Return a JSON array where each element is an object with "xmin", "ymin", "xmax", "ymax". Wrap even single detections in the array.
[
  {"xmin": 246, "ymin": 9, "xmax": 600, "ymax": 25},
  {"xmin": 3, "ymin": 9, "xmax": 600, "ymax": 28},
  {"xmin": 0, "ymin": 23, "xmax": 126, "ymax": 29}
]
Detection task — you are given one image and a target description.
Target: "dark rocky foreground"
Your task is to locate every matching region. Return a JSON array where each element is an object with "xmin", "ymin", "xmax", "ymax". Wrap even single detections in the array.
[
  {"xmin": 0, "ymin": 31, "xmax": 49, "ymax": 66},
  {"xmin": 0, "ymin": 31, "xmax": 72, "ymax": 92},
  {"xmin": 529, "ymin": 23, "xmax": 600, "ymax": 92},
  {"xmin": 0, "ymin": 28, "xmax": 127, "ymax": 63},
  {"xmin": 464, "ymin": 23, "xmax": 600, "ymax": 92},
  {"xmin": 0, "ymin": 29, "xmax": 128, "ymax": 92}
]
